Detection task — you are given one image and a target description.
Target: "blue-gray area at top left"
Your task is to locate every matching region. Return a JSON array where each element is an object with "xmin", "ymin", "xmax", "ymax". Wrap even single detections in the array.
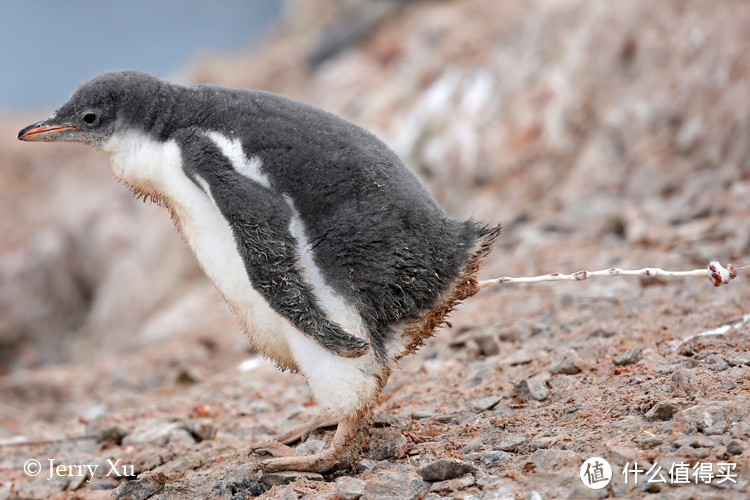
[{"xmin": 0, "ymin": 1, "xmax": 280, "ymax": 111}]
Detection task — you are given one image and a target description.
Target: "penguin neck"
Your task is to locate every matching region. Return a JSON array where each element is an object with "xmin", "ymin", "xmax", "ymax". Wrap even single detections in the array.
[{"xmin": 99, "ymin": 128, "xmax": 179, "ymax": 206}]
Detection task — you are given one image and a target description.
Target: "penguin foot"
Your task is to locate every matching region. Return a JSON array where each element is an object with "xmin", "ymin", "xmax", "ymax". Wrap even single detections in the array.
[
  {"xmin": 258, "ymin": 414, "xmax": 363, "ymax": 474},
  {"xmin": 249, "ymin": 413, "xmax": 339, "ymax": 459},
  {"xmin": 259, "ymin": 445, "xmax": 356, "ymax": 473}
]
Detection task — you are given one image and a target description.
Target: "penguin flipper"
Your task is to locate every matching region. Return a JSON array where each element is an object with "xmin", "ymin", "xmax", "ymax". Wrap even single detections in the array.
[
  {"xmin": 227, "ymin": 209, "xmax": 370, "ymax": 358},
  {"xmin": 177, "ymin": 132, "xmax": 370, "ymax": 358}
]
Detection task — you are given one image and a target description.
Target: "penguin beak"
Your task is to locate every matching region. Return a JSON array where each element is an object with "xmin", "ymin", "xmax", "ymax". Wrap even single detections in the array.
[{"xmin": 17, "ymin": 119, "xmax": 81, "ymax": 142}]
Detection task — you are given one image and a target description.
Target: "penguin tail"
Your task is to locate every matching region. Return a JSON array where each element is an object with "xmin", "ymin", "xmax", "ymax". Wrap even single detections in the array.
[{"xmin": 398, "ymin": 222, "xmax": 501, "ymax": 359}]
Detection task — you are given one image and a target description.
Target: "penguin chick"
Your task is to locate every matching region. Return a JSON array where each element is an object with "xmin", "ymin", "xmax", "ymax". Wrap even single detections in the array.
[{"xmin": 18, "ymin": 70, "xmax": 500, "ymax": 473}]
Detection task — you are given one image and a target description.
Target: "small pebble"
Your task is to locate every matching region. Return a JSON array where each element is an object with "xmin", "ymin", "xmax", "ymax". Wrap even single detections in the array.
[
  {"xmin": 475, "ymin": 335, "xmax": 501, "ymax": 356},
  {"xmin": 528, "ymin": 436, "xmax": 556, "ymax": 450},
  {"xmin": 167, "ymin": 428, "xmax": 196, "ymax": 448},
  {"xmin": 429, "ymin": 473, "xmax": 475, "ymax": 493},
  {"xmin": 112, "ymin": 472, "xmax": 167, "ymax": 500},
  {"xmin": 372, "ymin": 413, "xmax": 399, "ymax": 428},
  {"xmin": 416, "ymin": 458, "xmax": 475, "ymax": 481},
  {"xmin": 646, "ymin": 401, "xmax": 679, "ymax": 421},
  {"xmin": 681, "ymin": 404, "xmax": 731, "ymax": 435},
  {"xmin": 528, "ymin": 449, "xmax": 581, "ymax": 473},
  {"xmin": 187, "ymin": 419, "xmax": 216, "ymax": 442},
  {"xmin": 531, "ymin": 320, "xmax": 551, "ymax": 336},
  {"xmin": 514, "ymin": 378, "xmax": 550, "ymax": 402},
  {"xmin": 614, "ymin": 347, "xmax": 643, "ymax": 366},
  {"xmin": 471, "ymin": 396, "xmax": 502, "ymax": 413},
  {"xmin": 667, "ymin": 370, "xmax": 694, "ymax": 396},
  {"xmin": 96, "ymin": 425, "xmax": 127, "ymax": 446},
  {"xmin": 497, "ymin": 433, "xmax": 528, "ymax": 452},
  {"xmin": 356, "ymin": 459, "xmax": 377, "ymax": 473},
  {"xmin": 363, "ymin": 463, "xmax": 425, "ymax": 500},
  {"xmin": 726, "ymin": 440, "xmax": 744, "ymax": 456},
  {"xmin": 369, "ymin": 431, "xmax": 410, "ymax": 460},
  {"xmin": 705, "ymin": 354, "xmax": 728, "ymax": 371},
  {"xmin": 279, "ymin": 485, "xmax": 299, "ymax": 500},
  {"xmin": 122, "ymin": 421, "xmax": 185, "ymax": 447},
  {"xmin": 336, "ymin": 476, "xmax": 366, "ymax": 500},
  {"xmin": 673, "ymin": 436, "xmax": 718, "ymax": 449},
  {"xmin": 464, "ymin": 450, "xmax": 510, "ymax": 467},
  {"xmin": 718, "ymin": 380, "xmax": 737, "ymax": 392},
  {"xmin": 462, "ymin": 440, "xmax": 484, "ymax": 453},
  {"xmin": 549, "ymin": 351, "xmax": 585, "ymax": 375},
  {"xmin": 727, "ymin": 356, "xmax": 750, "ymax": 367},
  {"xmin": 589, "ymin": 326, "xmax": 616, "ymax": 338}
]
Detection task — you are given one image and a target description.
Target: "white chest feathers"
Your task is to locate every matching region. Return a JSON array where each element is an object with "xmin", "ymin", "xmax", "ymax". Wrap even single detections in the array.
[{"xmin": 100, "ymin": 130, "xmax": 295, "ymax": 367}]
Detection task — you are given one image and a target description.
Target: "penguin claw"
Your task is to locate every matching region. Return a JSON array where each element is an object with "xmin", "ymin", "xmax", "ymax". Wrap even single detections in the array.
[
  {"xmin": 249, "ymin": 414, "xmax": 338, "ymax": 459},
  {"xmin": 250, "ymin": 441, "xmax": 296, "ymax": 458},
  {"xmin": 259, "ymin": 447, "xmax": 353, "ymax": 474}
]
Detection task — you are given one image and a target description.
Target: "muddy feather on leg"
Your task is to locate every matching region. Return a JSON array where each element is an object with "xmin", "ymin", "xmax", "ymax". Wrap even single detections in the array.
[{"xmin": 252, "ymin": 366, "xmax": 391, "ymax": 473}]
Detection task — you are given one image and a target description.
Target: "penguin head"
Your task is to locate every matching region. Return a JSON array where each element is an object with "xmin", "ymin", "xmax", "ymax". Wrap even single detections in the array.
[{"xmin": 18, "ymin": 70, "xmax": 161, "ymax": 147}]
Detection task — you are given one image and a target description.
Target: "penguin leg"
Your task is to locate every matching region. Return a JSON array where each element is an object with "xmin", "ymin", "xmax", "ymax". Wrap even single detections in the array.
[
  {"xmin": 255, "ymin": 329, "xmax": 392, "ymax": 472},
  {"xmin": 258, "ymin": 412, "xmax": 366, "ymax": 473}
]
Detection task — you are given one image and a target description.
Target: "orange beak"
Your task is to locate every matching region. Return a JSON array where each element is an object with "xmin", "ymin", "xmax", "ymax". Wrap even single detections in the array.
[{"xmin": 17, "ymin": 122, "xmax": 81, "ymax": 142}]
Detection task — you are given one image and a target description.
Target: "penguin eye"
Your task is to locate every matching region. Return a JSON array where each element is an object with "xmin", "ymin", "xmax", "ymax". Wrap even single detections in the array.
[{"xmin": 82, "ymin": 112, "xmax": 97, "ymax": 125}]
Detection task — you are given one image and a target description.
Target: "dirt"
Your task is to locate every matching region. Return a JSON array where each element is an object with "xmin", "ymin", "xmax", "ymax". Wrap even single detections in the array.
[{"xmin": 2, "ymin": 1, "xmax": 750, "ymax": 499}]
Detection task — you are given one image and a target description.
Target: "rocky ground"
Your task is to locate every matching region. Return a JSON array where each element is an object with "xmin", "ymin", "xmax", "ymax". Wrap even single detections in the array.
[{"xmin": 1, "ymin": 0, "xmax": 750, "ymax": 498}]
